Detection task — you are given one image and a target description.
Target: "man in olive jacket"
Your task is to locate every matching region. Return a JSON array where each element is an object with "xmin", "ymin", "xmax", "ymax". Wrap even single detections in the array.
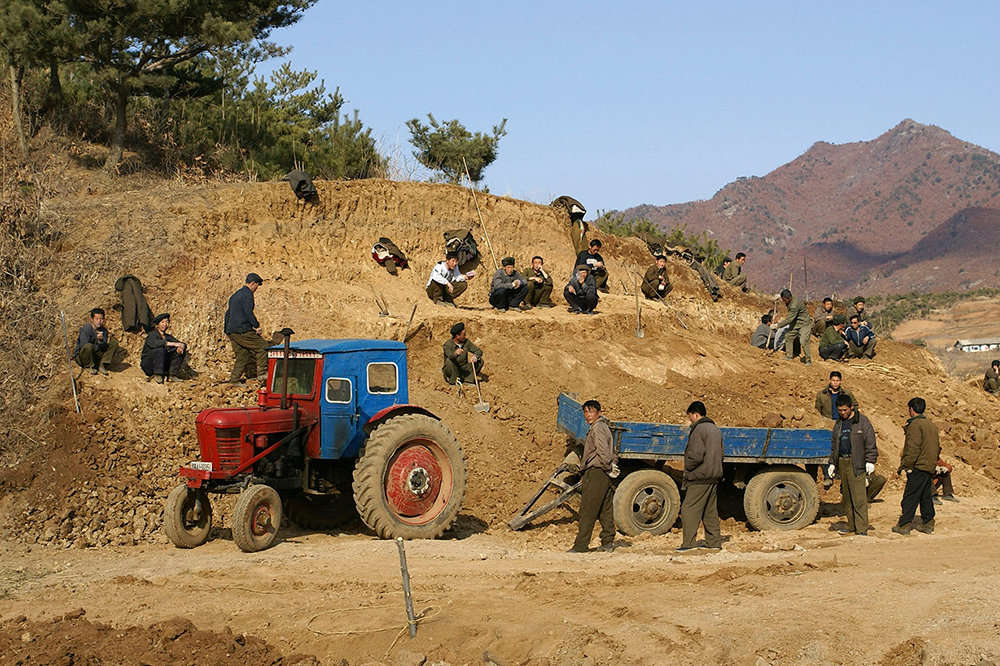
[
  {"xmin": 678, "ymin": 401, "xmax": 724, "ymax": 551},
  {"xmin": 893, "ymin": 397, "xmax": 940, "ymax": 535},
  {"xmin": 570, "ymin": 400, "xmax": 618, "ymax": 553},
  {"xmin": 828, "ymin": 394, "xmax": 878, "ymax": 535},
  {"xmin": 641, "ymin": 254, "xmax": 673, "ymax": 300},
  {"xmin": 815, "ymin": 371, "xmax": 858, "ymax": 420},
  {"xmin": 773, "ymin": 289, "xmax": 812, "ymax": 365}
]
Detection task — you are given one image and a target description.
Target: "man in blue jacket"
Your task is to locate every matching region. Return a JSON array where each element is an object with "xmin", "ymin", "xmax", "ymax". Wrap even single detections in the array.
[
  {"xmin": 845, "ymin": 315, "xmax": 877, "ymax": 359},
  {"xmin": 224, "ymin": 273, "xmax": 268, "ymax": 384},
  {"xmin": 74, "ymin": 308, "xmax": 119, "ymax": 375}
]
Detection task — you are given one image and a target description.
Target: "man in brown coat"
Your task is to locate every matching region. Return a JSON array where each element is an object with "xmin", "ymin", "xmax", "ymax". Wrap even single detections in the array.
[
  {"xmin": 893, "ymin": 397, "xmax": 940, "ymax": 535},
  {"xmin": 984, "ymin": 360, "xmax": 1000, "ymax": 396},
  {"xmin": 641, "ymin": 254, "xmax": 672, "ymax": 300},
  {"xmin": 829, "ymin": 395, "xmax": 878, "ymax": 535},
  {"xmin": 678, "ymin": 401, "xmax": 724, "ymax": 552},
  {"xmin": 569, "ymin": 400, "xmax": 618, "ymax": 553}
]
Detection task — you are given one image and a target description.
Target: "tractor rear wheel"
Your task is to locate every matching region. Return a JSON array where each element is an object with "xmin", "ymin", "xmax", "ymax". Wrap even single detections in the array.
[
  {"xmin": 285, "ymin": 491, "xmax": 357, "ymax": 530},
  {"xmin": 163, "ymin": 484, "xmax": 213, "ymax": 548},
  {"xmin": 744, "ymin": 466, "xmax": 819, "ymax": 531},
  {"xmin": 232, "ymin": 484, "xmax": 283, "ymax": 552},
  {"xmin": 353, "ymin": 414, "xmax": 466, "ymax": 539},
  {"xmin": 612, "ymin": 469, "xmax": 680, "ymax": 536}
]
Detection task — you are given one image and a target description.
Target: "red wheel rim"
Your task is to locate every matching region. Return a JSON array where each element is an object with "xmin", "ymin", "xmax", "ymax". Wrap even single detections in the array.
[
  {"xmin": 384, "ymin": 439, "xmax": 452, "ymax": 525},
  {"xmin": 251, "ymin": 503, "xmax": 273, "ymax": 536}
]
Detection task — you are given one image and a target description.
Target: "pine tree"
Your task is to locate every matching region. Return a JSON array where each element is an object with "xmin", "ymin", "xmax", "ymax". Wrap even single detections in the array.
[{"xmin": 405, "ymin": 114, "xmax": 507, "ymax": 185}]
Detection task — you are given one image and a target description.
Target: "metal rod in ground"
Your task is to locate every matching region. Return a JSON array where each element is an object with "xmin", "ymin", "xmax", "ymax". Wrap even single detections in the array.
[
  {"xmin": 59, "ymin": 310, "xmax": 81, "ymax": 414},
  {"xmin": 462, "ymin": 156, "xmax": 499, "ymax": 271},
  {"xmin": 395, "ymin": 537, "xmax": 417, "ymax": 638}
]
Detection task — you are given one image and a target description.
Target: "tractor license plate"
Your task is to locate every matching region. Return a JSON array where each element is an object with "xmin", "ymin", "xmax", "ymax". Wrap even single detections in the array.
[{"xmin": 188, "ymin": 461, "xmax": 213, "ymax": 472}]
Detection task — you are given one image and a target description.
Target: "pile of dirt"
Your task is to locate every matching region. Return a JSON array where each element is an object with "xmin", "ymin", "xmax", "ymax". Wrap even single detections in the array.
[
  {"xmin": 1, "ymin": 166, "xmax": 999, "ymax": 549},
  {"xmin": 0, "ymin": 610, "xmax": 318, "ymax": 664}
]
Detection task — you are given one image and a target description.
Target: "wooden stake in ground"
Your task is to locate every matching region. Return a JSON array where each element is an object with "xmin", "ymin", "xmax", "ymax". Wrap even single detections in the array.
[
  {"xmin": 60, "ymin": 310, "xmax": 81, "ymax": 414},
  {"xmin": 462, "ymin": 157, "xmax": 499, "ymax": 271},
  {"xmin": 395, "ymin": 538, "xmax": 418, "ymax": 639},
  {"xmin": 634, "ymin": 274, "xmax": 644, "ymax": 338},
  {"xmin": 401, "ymin": 304, "xmax": 417, "ymax": 342}
]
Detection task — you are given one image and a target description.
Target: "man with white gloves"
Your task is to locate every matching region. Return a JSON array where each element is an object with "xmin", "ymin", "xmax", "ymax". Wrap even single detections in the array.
[{"xmin": 829, "ymin": 394, "xmax": 879, "ymax": 535}]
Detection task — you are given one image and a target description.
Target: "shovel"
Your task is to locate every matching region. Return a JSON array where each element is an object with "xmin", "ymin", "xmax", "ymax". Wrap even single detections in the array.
[{"xmin": 471, "ymin": 365, "xmax": 490, "ymax": 412}]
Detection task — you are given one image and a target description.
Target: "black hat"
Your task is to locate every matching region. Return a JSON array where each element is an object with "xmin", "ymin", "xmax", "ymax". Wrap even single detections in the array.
[
  {"xmin": 501, "ymin": 257, "xmax": 515, "ymax": 267},
  {"xmin": 575, "ymin": 264, "xmax": 590, "ymax": 272},
  {"xmin": 450, "ymin": 322, "xmax": 465, "ymax": 337},
  {"xmin": 654, "ymin": 254, "xmax": 667, "ymax": 261},
  {"xmin": 153, "ymin": 313, "xmax": 170, "ymax": 325},
  {"xmin": 832, "ymin": 314, "xmax": 847, "ymax": 325},
  {"xmin": 853, "ymin": 296, "xmax": 865, "ymax": 305},
  {"xmin": 246, "ymin": 272, "xmax": 264, "ymax": 284}
]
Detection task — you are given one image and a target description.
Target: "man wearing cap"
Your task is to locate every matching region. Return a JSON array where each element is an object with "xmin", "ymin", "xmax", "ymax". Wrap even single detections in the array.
[
  {"xmin": 73, "ymin": 307, "xmax": 119, "ymax": 375},
  {"xmin": 524, "ymin": 256, "xmax": 555, "ymax": 308},
  {"xmin": 426, "ymin": 251, "xmax": 476, "ymax": 306},
  {"xmin": 812, "ymin": 297, "xmax": 836, "ymax": 337},
  {"xmin": 641, "ymin": 254, "xmax": 672, "ymax": 300},
  {"xmin": 489, "ymin": 257, "xmax": 530, "ymax": 312},
  {"xmin": 564, "ymin": 264, "xmax": 599, "ymax": 314},
  {"xmin": 575, "ymin": 238, "xmax": 609, "ymax": 292},
  {"xmin": 852, "ymin": 297, "xmax": 871, "ymax": 329},
  {"xmin": 818, "ymin": 314, "xmax": 849, "ymax": 361},
  {"xmin": 722, "ymin": 252, "xmax": 749, "ymax": 292},
  {"xmin": 772, "ymin": 289, "xmax": 812, "ymax": 365},
  {"xmin": 442, "ymin": 322, "xmax": 484, "ymax": 385},
  {"xmin": 141, "ymin": 313, "xmax": 187, "ymax": 383},
  {"xmin": 224, "ymin": 273, "xmax": 268, "ymax": 384}
]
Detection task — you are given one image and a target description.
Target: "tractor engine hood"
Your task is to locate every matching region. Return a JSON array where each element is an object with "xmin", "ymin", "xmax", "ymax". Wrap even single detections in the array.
[{"xmin": 196, "ymin": 406, "xmax": 317, "ymax": 430}]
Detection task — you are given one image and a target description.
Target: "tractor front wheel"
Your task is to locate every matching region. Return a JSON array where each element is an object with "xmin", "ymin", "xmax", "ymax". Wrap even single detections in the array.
[
  {"xmin": 232, "ymin": 484, "xmax": 283, "ymax": 552},
  {"xmin": 353, "ymin": 414, "xmax": 466, "ymax": 539},
  {"xmin": 163, "ymin": 484, "xmax": 213, "ymax": 548}
]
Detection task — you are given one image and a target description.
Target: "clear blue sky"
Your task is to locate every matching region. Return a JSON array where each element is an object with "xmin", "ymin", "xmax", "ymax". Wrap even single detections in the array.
[{"xmin": 261, "ymin": 2, "xmax": 1000, "ymax": 215}]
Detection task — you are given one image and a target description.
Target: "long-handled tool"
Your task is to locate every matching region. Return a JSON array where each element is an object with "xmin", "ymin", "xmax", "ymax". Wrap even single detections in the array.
[
  {"xmin": 634, "ymin": 274, "xmax": 644, "ymax": 338},
  {"xmin": 471, "ymin": 365, "xmax": 490, "ymax": 412},
  {"xmin": 401, "ymin": 303, "xmax": 417, "ymax": 342},
  {"xmin": 462, "ymin": 156, "xmax": 499, "ymax": 271},
  {"xmin": 766, "ymin": 294, "xmax": 780, "ymax": 352},
  {"xmin": 637, "ymin": 272, "xmax": 688, "ymax": 330},
  {"xmin": 60, "ymin": 310, "xmax": 81, "ymax": 414}
]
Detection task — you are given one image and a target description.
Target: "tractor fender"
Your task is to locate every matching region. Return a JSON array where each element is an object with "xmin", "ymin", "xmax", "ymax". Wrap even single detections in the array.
[{"xmin": 364, "ymin": 405, "xmax": 440, "ymax": 434}]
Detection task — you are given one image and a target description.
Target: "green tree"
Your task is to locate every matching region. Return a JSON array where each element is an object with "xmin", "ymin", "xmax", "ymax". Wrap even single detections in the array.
[
  {"xmin": 405, "ymin": 113, "xmax": 507, "ymax": 185},
  {"xmin": 61, "ymin": 0, "xmax": 315, "ymax": 172}
]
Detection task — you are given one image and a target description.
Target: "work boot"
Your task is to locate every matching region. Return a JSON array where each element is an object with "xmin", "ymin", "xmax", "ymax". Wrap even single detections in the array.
[
  {"xmin": 153, "ymin": 375, "xmax": 164, "ymax": 385},
  {"xmin": 891, "ymin": 523, "xmax": 912, "ymax": 535},
  {"xmin": 566, "ymin": 546, "xmax": 589, "ymax": 553},
  {"xmin": 256, "ymin": 373, "xmax": 267, "ymax": 382},
  {"xmin": 90, "ymin": 367, "xmax": 99, "ymax": 375},
  {"xmin": 943, "ymin": 495, "xmax": 959, "ymax": 503},
  {"xmin": 596, "ymin": 542, "xmax": 614, "ymax": 553},
  {"xmin": 933, "ymin": 495, "xmax": 942, "ymax": 505},
  {"xmin": 99, "ymin": 366, "xmax": 109, "ymax": 375},
  {"xmin": 914, "ymin": 519, "xmax": 935, "ymax": 534}
]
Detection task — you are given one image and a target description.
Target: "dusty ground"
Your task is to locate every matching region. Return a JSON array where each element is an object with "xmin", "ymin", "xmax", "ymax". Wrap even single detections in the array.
[
  {"xmin": 893, "ymin": 298, "xmax": 1000, "ymax": 380},
  {"xmin": 3, "ymin": 164, "xmax": 1000, "ymax": 664}
]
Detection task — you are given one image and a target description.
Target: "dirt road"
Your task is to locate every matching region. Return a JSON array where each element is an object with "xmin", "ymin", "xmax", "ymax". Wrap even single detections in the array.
[{"xmin": 2, "ymin": 492, "xmax": 998, "ymax": 665}]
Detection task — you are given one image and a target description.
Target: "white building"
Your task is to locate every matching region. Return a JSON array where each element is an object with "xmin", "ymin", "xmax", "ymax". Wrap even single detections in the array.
[{"xmin": 954, "ymin": 338, "xmax": 1000, "ymax": 352}]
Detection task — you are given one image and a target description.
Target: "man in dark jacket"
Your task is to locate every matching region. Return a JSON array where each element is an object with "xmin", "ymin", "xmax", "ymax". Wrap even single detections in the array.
[
  {"xmin": 845, "ymin": 315, "xmax": 877, "ymax": 359},
  {"xmin": 524, "ymin": 256, "xmax": 555, "ymax": 308},
  {"xmin": 564, "ymin": 265, "xmax": 599, "ymax": 314},
  {"xmin": 441, "ymin": 322, "xmax": 485, "ymax": 385},
  {"xmin": 983, "ymin": 360, "xmax": 1000, "ymax": 396},
  {"xmin": 570, "ymin": 399, "xmax": 617, "ymax": 553},
  {"xmin": 818, "ymin": 315, "xmax": 849, "ymax": 361},
  {"xmin": 893, "ymin": 397, "xmax": 940, "ymax": 535},
  {"xmin": 773, "ymin": 289, "xmax": 812, "ymax": 365},
  {"xmin": 141, "ymin": 313, "xmax": 187, "ymax": 384},
  {"xmin": 641, "ymin": 255, "xmax": 672, "ymax": 300},
  {"xmin": 678, "ymin": 401, "xmax": 724, "ymax": 551},
  {"xmin": 224, "ymin": 273, "xmax": 268, "ymax": 384},
  {"xmin": 74, "ymin": 308, "xmax": 119, "ymax": 375},
  {"xmin": 575, "ymin": 239, "xmax": 608, "ymax": 292},
  {"xmin": 828, "ymin": 395, "xmax": 878, "ymax": 535},
  {"xmin": 489, "ymin": 257, "xmax": 529, "ymax": 311}
]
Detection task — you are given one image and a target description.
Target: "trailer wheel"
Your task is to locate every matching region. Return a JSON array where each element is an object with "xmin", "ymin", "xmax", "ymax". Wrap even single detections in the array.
[
  {"xmin": 353, "ymin": 414, "xmax": 466, "ymax": 539},
  {"xmin": 744, "ymin": 467, "xmax": 819, "ymax": 531},
  {"xmin": 232, "ymin": 484, "xmax": 282, "ymax": 552},
  {"xmin": 612, "ymin": 469, "xmax": 680, "ymax": 536},
  {"xmin": 285, "ymin": 492, "xmax": 357, "ymax": 530},
  {"xmin": 163, "ymin": 484, "xmax": 213, "ymax": 548}
]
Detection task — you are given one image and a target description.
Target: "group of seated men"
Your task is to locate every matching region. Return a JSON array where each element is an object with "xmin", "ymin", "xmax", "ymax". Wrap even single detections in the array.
[
  {"xmin": 425, "ymin": 238, "xmax": 612, "ymax": 315},
  {"xmin": 73, "ymin": 308, "xmax": 189, "ymax": 383},
  {"xmin": 751, "ymin": 295, "xmax": 877, "ymax": 361}
]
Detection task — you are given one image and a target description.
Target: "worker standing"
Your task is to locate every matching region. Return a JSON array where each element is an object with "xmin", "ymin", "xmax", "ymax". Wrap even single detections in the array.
[
  {"xmin": 224, "ymin": 273, "xmax": 268, "ymax": 384},
  {"xmin": 678, "ymin": 401, "xmax": 724, "ymax": 552},
  {"xmin": 893, "ymin": 397, "xmax": 939, "ymax": 535},
  {"xmin": 569, "ymin": 400, "xmax": 618, "ymax": 553},
  {"xmin": 772, "ymin": 289, "xmax": 812, "ymax": 365},
  {"xmin": 829, "ymin": 395, "xmax": 878, "ymax": 535}
]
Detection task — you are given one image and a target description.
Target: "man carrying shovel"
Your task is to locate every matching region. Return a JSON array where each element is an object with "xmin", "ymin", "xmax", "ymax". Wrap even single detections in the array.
[{"xmin": 442, "ymin": 322, "xmax": 486, "ymax": 386}]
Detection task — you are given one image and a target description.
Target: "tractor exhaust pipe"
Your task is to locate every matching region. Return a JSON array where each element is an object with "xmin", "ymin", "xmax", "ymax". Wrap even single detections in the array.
[{"xmin": 279, "ymin": 327, "xmax": 295, "ymax": 410}]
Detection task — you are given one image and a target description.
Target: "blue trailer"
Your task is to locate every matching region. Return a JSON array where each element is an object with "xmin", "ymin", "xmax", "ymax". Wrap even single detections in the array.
[{"xmin": 510, "ymin": 393, "xmax": 832, "ymax": 533}]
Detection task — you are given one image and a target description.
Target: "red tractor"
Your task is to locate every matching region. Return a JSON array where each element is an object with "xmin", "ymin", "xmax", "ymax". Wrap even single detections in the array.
[{"xmin": 163, "ymin": 331, "xmax": 466, "ymax": 551}]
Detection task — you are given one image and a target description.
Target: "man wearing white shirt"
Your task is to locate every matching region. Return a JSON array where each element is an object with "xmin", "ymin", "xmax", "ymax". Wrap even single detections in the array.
[{"xmin": 426, "ymin": 251, "xmax": 476, "ymax": 306}]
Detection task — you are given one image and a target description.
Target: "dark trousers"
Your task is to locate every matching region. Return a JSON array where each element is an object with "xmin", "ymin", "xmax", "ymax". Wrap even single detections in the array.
[
  {"xmin": 74, "ymin": 340, "xmax": 119, "ymax": 369},
  {"xmin": 848, "ymin": 338, "xmax": 876, "ymax": 358},
  {"xmin": 592, "ymin": 270, "xmax": 609, "ymax": 291},
  {"xmin": 573, "ymin": 467, "xmax": 615, "ymax": 551},
  {"xmin": 442, "ymin": 357, "xmax": 484, "ymax": 385},
  {"xmin": 898, "ymin": 468, "xmax": 935, "ymax": 525},
  {"xmin": 564, "ymin": 285, "xmax": 598, "ymax": 312},
  {"xmin": 489, "ymin": 283, "xmax": 529, "ymax": 310},
  {"xmin": 680, "ymin": 482, "xmax": 721, "ymax": 548},
  {"xmin": 933, "ymin": 472, "xmax": 954, "ymax": 497},
  {"xmin": 838, "ymin": 456, "xmax": 869, "ymax": 533},
  {"xmin": 525, "ymin": 281, "xmax": 554, "ymax": 306},
  {"xmin": 819, "ymin": 342, "xmax": 848, "ymax": 360},
  {"xmin": 228, "ymin": 331, "xmax": 269, "ymax": 381},
  {"xmin": 426, "ymin": 280, "xmax": 468, "ymax": 305},
  {"xmin": 141, "ymin": 347, "xmax": 186, "ymax": 377}
]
